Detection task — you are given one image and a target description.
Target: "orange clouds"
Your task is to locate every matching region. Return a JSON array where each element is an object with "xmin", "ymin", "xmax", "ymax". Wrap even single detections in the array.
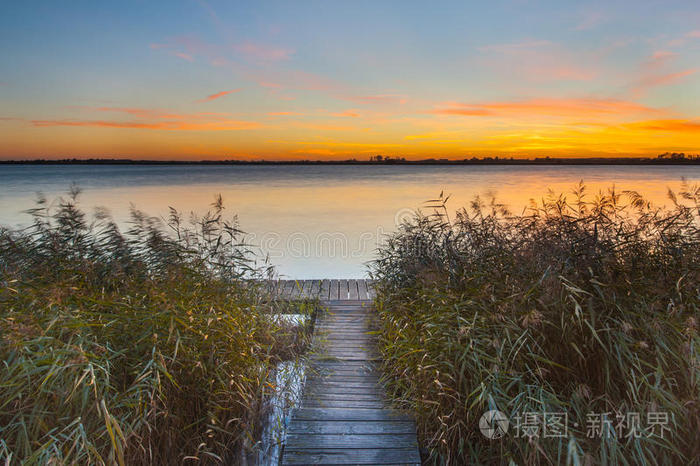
[
  {"xmin": 197, "ymin": 89, "xmax": 241, "ymax": 102},
  {"xmin": 92, "ymin": 107, "xmax": 220, "ymax": 119},
  {"xmin": 268, "ymin": 111, "xmax": 304, "ymax": 116},
  {"xmin": 346, "ymin": 94, "xmax": 408, "ymax": 105},
  {"xmin": 175, "ymin": 52, "xmax": 194, "ymax": 62},
  {"xmin": 433, "ymin": 98, "xmax": 662, "ymax": 118},
  {"xmin": 624, "ymin": 119, "xmax": 700, "ymax": 133},
  {"xmin": 331, "ymin": 110, "xmax": 360, "ymax": 117},
  {"xmin": 30, "ymin": 106, "xmax": 260, "ymax": 131},
  {"xmin": 31, "ymin": 119, "xmax": 261, "ymax": 131}
]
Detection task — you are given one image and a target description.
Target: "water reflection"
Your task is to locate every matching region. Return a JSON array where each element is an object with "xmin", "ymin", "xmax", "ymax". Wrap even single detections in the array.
[
  {"xmin": 257, "ymin": 360, "xmax": 305, "ymax": 465},
  {"xmin": 1, "ymin": 165, "xmax": 698, "ymax": 277}
]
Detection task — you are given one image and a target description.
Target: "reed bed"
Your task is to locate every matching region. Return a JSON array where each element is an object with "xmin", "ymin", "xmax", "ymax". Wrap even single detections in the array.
[
  {"xmin": 371, "ymin": 182, "xmax": 699, "ymax": 465},
  {"xmin": 0, "ymin": 187, "xmax": 314, "ymax": 464}
]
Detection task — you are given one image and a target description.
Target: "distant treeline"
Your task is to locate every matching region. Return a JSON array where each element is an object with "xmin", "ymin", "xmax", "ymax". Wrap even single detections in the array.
[{"xmin": 1, "ymin": 153, "xmax": 699, "ymax": 165}]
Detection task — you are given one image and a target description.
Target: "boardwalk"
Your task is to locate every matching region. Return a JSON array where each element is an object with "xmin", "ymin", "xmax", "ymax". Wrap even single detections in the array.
[
  {"xmin": 278, "ymin": 280, "xmax": 421, "ymax": 465},
  {"xmin": 267, "ymin": 278, "xmax": 376, "ymax": 301}
]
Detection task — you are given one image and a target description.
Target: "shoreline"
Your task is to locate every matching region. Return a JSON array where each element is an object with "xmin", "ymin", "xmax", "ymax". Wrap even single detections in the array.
[{"xmin": 2, "ymin": 158, "xmax": 700, "ymax": 166}]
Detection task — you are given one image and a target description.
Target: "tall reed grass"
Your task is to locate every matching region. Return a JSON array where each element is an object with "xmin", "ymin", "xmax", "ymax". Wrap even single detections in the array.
[
  {"xmin": 0, "ymin": 187, "xmax": 313, "ymax": 464},
  {"xmin": 372, "ymin": 182, "xmax": 699, "ymax": 465}
]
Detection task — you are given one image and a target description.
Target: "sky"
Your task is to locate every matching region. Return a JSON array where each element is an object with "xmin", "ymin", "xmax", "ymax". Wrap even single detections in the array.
[{"xmin": 0, "ymin": 0, "xmax": 699, "ymax": 160}]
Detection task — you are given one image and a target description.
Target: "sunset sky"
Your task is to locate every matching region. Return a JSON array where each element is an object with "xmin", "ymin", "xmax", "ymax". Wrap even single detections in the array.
[{"xmin": 1, "ymin": 0, "xmax": 699, "ymax": 160}]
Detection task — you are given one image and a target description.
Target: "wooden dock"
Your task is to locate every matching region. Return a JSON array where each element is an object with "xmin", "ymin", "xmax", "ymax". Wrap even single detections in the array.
[
  {"xmin": 278, "ymin": 280, "xmax": 421, "ymax": 465},
  {"xmin": 267, "ymin": 278, "xmax": 376, "ymax": 301}
]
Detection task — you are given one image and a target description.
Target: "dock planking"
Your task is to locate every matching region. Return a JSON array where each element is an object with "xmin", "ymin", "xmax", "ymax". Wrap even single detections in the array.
[
  {"xmin": 271, "ymin": 279, "xmax": 376, "ymax": 301},
  {"xmin": 279, "ymin": 288, "xmax": 421, "ymax": 465}
]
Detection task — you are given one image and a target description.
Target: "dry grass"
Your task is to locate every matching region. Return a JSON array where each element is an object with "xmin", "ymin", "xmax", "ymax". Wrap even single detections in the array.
[
  {"xmin": 0, "ymin": 187, "xmax": 314, "ymax": 464},
  {"xmin": 372, "ymin": 182, "xmax": 700, "ymax": 465}
]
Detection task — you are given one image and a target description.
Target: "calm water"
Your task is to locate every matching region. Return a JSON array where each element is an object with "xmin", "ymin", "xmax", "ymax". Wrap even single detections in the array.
[{"xmin": 1, "ymin": 164, "xmax": 698, "ymax": 278}]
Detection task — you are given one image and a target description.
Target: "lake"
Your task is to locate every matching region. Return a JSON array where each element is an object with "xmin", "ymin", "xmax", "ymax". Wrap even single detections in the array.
[{"xmin": 1, "ymin": 164, "xmax": 698, "ymax": 278}]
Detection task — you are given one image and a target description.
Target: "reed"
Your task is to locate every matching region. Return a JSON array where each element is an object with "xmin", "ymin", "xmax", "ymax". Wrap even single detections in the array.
[
  {"xmin": 371, "ymin": 182, "xmax": 700, "ymax": 465},
  {"xmin": 0, "ymin": 187, "xmax": 314, "ymax": 464}
]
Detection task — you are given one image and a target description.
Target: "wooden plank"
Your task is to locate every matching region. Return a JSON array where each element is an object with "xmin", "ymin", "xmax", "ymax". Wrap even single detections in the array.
[
  {"xmin": 329, "ymin": 279, "xmax": 339, "ymax": 300},
  {"xmin": 320, "ymin": 340, "xmax": 377, "ymax": 348},
  {"xmin": 317, "ymin": 333, "xmax": 377, "ymax": 340},
  {"xmin": 339, "ymin": 280, "xmax": 350, "ymax": 299},
  {"xmin": 309, "ymin": 361, "xmax": 378, "ymax": 369},
  {"xmin": 306, "ymin": 382, "xmax": 382, "ymax": 391},
  {"xmin": 306, "ymin": 385, "xmax": 383, "ymax": 394},
  {"xmin": 319, "ymin": 279, "xmax": 330, "ymax": 300},
  {"xmin": 323, "ymin": 353, "xmax": 379, "ymax": 361},
  {"xmin": 317, "ymin": 320, "xmax": 369, "ymax": 326},
  {"xmin": 358, "ymin": 279, "xmax": 369, "ymax": 300},
  {"xmin": 321, "ymin": 347, "xmax": 377, "ymax": 354},
  {"xmin": 317, "ymin": 327, "xmax": 370, "ymax": 333},
  {"xmin": 320, "ymin": 340, "xmax": 376, "ymax": 347},
  {"xmin": 309, "ymin": 369, "xmax": 379, "ymax": 378},
  {"xmin": 285, "ymin": 433, "xmax": 418, "ymax": 450},
  {"xmin": 306, "ymin": 377, "xmax": 381, "ymax": 385},
  {"xmin": 309, "ymin": 369, "xmax": 379, "ymax": 377},
  {"xmin": 310, "ymin": 360, "xmax": 377, "ymax": 367},
  {"xmin": 307, "ymin": 279, "xmax": 317, "ymax": 298},
  {"xmin": 304, "ymin": 392, "xmax": 383, "ymax": 401},
  {"xmin": 311, "ymin": 279, "xmax": 321, "ymax": 297},
  {"xmin": 281, "ymin": 448, "xmax": 421, "ymax": 465},
  {"xmin": 287, "ymin": 420, "xmax": 416, "ymax": 435},
  {"xmin": 318, "ymin": 320, "xmax": 372, "ymax": 326},
  {"xmin": 303, "ymin": 400, "xmax": 387, "ymax": 409},
  {"xmin": 290, "ymin": 408, "xmax": 413, "ymax": 421},
  {"xmin": 348, "ymin": 279, "xmax": 359, "ymax": 300}
]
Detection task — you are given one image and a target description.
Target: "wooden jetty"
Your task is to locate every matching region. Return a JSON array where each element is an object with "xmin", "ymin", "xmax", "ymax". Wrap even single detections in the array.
[
  {"xmin": 276, "ymin": 279, "xmax": 421, "ymax": 465},
  {"xmin": 266, "ymin": 278, "xmax": 376, "ymax": 301}
]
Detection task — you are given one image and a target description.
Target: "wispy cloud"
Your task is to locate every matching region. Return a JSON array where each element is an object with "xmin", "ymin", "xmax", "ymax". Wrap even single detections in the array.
[
  {"xmin": 31, "ymin": 119, "xmax": 260, "ymax": 131},
  {"xmin": 478, "ymin": 40, "xmax": 597, "ymax": 82},
  {"xmin": 267, "ymin": 111, "xmax": 304, "ymax": 116},
  {"xmin": 432, "ymin": 98, "xmax": 664, "ymax": 118},
  {"xmin": 175, "ymin": 52, "xmax": 194, "ymax": 62},
  {"xmin": 663, "ymin": 29, "xmax": 700, "ymax": 48},
  {"xmin": 259, "ymin": 81, "xmax": 283, "ymax": 89},
  {"xmin": 289, "ymin": 122, "xmax": 360, "ymax": 131},
  {"xmin": 344, "ymin": 94, "xmax": 407, "ymax": 105},
  {"xmin": 574, "ymin": 11, "xmax": 607, "ymax": 31},
  {"xmin": 197, "ymin": 89, "xmax": 241, "ymax": 103},
  {"xmin": 91, "ymin": 107, "xmax": 229, "ymax": 119},
  {"xmin": 478, "ymin": 40, "xmax": 552, "ymax": 53},
  {"xmin": 233, "ymin": 41, "xmax": 294, "ymax": 62},
  {"xmin": 623, "ymin": 119, "xmax": 700, "ymax": 133},
  {"xmin": 330, "ymin": 110, "xmax": 360, "ymax": 117},
  {"xmin": 31, "ymin": 106, "xmax": 260, "ymax": 131},
  {"xmin": 632, "ymin": 68, "xmax": 698, "ymax": 96}
]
